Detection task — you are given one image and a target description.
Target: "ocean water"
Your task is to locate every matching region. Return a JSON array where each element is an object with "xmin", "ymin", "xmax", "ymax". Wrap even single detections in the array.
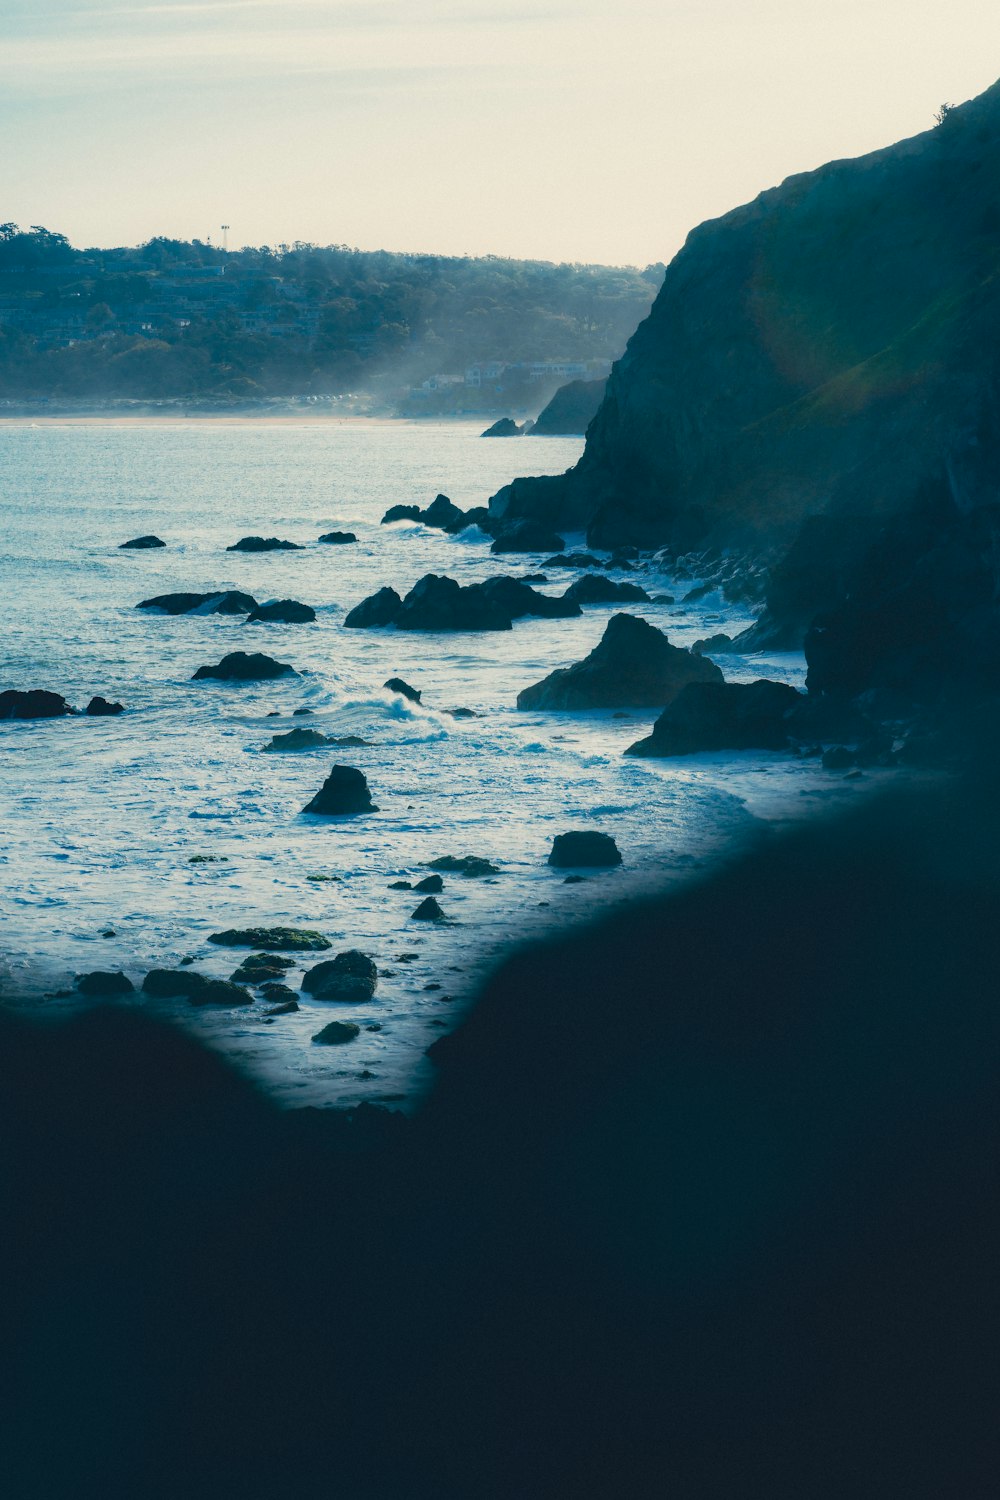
[{"xmin": 1, "ymin": 419, "xmax": 876, "ymax": 1106}]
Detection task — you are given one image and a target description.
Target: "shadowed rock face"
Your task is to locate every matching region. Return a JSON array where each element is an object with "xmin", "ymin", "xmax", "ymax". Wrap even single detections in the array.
[
  {"xmin": 530, "ymin": 377, "xmax": 608, "ymax": 436},
  {"xmin": 626, "ymin": 678, "xmax": 803, "ymax": 756},
  {"xmin": 302, "ymin": 765, "xmax": 378, "ymax": 815},
  {"xmin": 517, "ymin": 613, "xmax": 722, "ymax": 711},
  {"xmin": 491, "ymin": 82, "xmax": 1000, "ymax": 553},
  {"xmin": 548, "ymin": 830, "xmax": 622, "ymax": 867}
]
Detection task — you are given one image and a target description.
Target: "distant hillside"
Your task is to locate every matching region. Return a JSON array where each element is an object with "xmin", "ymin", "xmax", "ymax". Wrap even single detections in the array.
[{"xmin": 0, "ymin": 228, "xmax": 660, "ymax": 409}]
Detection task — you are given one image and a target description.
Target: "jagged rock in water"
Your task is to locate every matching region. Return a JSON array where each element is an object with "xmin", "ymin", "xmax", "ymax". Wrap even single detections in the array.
[
  {"xmin": 208, "ymin": 927, "xmax": 332, "ymax": 951},
  {"xmin": 411, "ymin": 897, "xmax": 446, "ymax": 921},
  {"xmin": 344, "ymin": 587, "xmax": 402, "ymax": 628},
  {"xmin": 394, "ymin": 575, "xmax": 511, "ymax": 632},
  {"xmin": 421, "ymin": 494, "xmax": 466, "ymax": 531},
  {"xmin": 302, "ymin": 765, "xmax": 378, "ymax": 815},
  {"xmin": 543, "ymin": 553, "xmax": 605, "ymax": 569},
  {"xmin": 303, "ymin": 951, "xmax": 378, "ymax": 999},
  {"xmin": 626, "ymin": 679, "xmax": 803, "ymax": 757},
  {"xmin": 227, "ymin": 536, "xmax": 303, "ymax": 552},
  {"xmin": 414, "ymin": 874, "xmax": 444, "ymax": 894},
  {"xmin": 192, "ymin": 651, "xmax": 296, "ymax": 682},
  {"xmin": 426, "ymin": 855, "xmax": 499, "ymax": 877},
  {"xmin": 312, "ymin": 1020, "xmax": 361, "ymax": 1045},
  {"xmin": 119, "ymin": 534, "xmax": 166, "ymax": 549},
  {"xmin": 246, "ymin": 600, "xmax": 316, "ymax": 624},
  {"xmin": 482, "ymin": 418, "xmax": 522, "ymax": 437},
  {"xmin": 530, "ymin": 377, "xmax": 608, "ymax": 436},
  {"xmin": 561, "ymin": 575, "xmax": 649, "ymax": 605},
  {"xmin": 692, "ymin": 634, "xmax": 735, "ymax": 655},
  {"xmin": 477, "ymin": 575, "xmax": 581, "ymax": 621},
  {"xmin": 384, "ymin": 677, "xmax": 421, "ymax": 703},
  {"xmin": 548, "ymin": 831, "xmax": 622, "ymax": 868},
  {"xmin": 381, "ymin": 504, "xmax": 423, "ymax": 524},
  {"xmin": 262, "ymin": 727, "xmax": 329, "ymax": 752},
  {"xmin": 75, "ymin": 971, "xmax": 135, "ymax": 996},
  {"xmin": 263, "ymin": 996, "xmax": 299, "ymax": 1015},
  {"xmin": 85, "ymin": 697, "xmax": 125, "ymax": 716},
  {"xmin": 318, "ymin": 531, "xmax": 357, "ymax": 544},
  {"xmin": 0, "ymin": 690, "xmax": 75, "ymax": 719},
  {"xmin": 490, "ymin": 519, "xmax": 566, "ymax": 555},
  {"xmin": 137, "ymin": 591, "xmax": 257, "ymax": 616},
  {"xmin": 517, "ymin": 613, "xmax": 721, "ymax": 711}
]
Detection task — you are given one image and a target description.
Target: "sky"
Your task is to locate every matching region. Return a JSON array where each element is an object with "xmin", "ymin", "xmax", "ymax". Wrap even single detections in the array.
[{"xmin": 2, "ymin": 0, "xmax": 1000, "ymax": 266}]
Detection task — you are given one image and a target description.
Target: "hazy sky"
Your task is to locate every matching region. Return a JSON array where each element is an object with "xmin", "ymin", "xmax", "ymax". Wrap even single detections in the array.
[{"xmin": 3, "ymin": 0, "xmax": 999, "ymax": 265}]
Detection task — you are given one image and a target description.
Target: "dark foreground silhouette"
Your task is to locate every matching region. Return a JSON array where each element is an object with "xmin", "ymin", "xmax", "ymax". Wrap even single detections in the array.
[{"xmin": 2, "ymin": 773, "xmax": 998, "ymax": 1498}]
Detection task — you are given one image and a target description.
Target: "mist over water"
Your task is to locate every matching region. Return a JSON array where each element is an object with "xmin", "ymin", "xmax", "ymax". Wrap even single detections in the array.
[{"xmin": 0, "ymin": 419, "xmax": 861, "ymax": 1105}]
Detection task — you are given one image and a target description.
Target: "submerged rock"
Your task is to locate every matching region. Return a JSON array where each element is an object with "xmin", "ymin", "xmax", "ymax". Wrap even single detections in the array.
[
  {"xmin": 119, "ymin": 534, "xmax": 166, "ymax": 549},
  {"xmin": 246, "ymin": 600, "xmax": 316, "ymax": 624},
  {"xmin": 0, "ymin": 690, "xmax": 75, "ymax": 719},
  {"xmin": 625, "ymin": 679, "xmax": 803, "ymax": 757},
  {"xmin": 192, "ymin": 651, "xmax": 297, "ymax": 682},
  {"xmin": 208, "ymin": 927, "xmax": 332, "ymax": 951},
  {"xmin": 137, "ymin": 591, "xmax": 257, "ymax": 616},
  {"xmin": 490, "ymin": 520, "xmax": 566, "ymax": 555},
  {"xmin": 381, "ymin": 504, "xmax": 423, "ymax": 524},
  {"xmin": 561, "ymin": 575, "xmax": 649, "ymax": 605},
  {"xmin": 75, "ymin": 970, "xmax": 135, "ymax": 996},
  {"xmin": 230, "ymin": 952, "xmax": 297, "ymax": 983},
  {"xmin": 141, "ymin": 969, "xmax": 210, "ymax": 999},
  {"xmin": 262, "ymin": 727, "xmax": 330, "ymax": 752},
  {"xmin": 384, "ymin": 677, "xmax": 421, "ymax": 703},
  {"xmin": 312, "ymin": 1020, "xmax": 361, "ymax": 1045},
  {"xmin": 318, "ymin": 531, "xmax": 357, "ymax": 545},
  {"xmin": 426, "ymin": 855, "xmax": 499, "ymax": 877},
  {"xmin": 263, "ymin": 998, "xmax": 299, "ymax": 1016},
  {"xmin": 482, "ymin": 418, "xmax": 522, "ymax": 437},
  {"xmin": 227, "ymin": 536, "xmax": 303, "ymax": 552},
  {"xmin": 517, "ymin": 614, "xmax": 721, "ymax": 711},
  {"xmin": 411, "ymin": 896, "xmax": 447, "ymax": 922},
  {"xmin": 302, "ymin": 765, "xmax": 379, "ymax": 815},
  {"xmin": 548, "ymin": 831, "xmax": 622, "ymax": 868},
  {"xmin": 187, "ymin": 979, "xmax": 254, "ymax": 1007},
  {"xmin": 303, "ymin": 951, "xmax": 378, "ymax": 997},
  {"xmin": 85, "ymin": 696, "xmax": 125, "ymax": 716},
  {"xmin": 344, "ymin": 586, "xmax": 403, "ymax": 629}
]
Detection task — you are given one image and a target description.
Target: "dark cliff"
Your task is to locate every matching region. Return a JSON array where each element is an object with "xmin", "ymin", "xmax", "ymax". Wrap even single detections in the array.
[{"xmin": 490, "ymin": 82, "xmax": 1000, "ymax": 558}]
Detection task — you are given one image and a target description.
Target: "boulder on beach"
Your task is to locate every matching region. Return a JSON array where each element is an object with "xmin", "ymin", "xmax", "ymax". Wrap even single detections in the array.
[
  {"xmin": 137, "ymin": 591, "xmax": 257, "ymax": 616},
  {"xmin": 562, "ymin": 575, "xmax": 649, "ymax": 605},
  {"xmin": 192, "ymin": 651, "xmax": 297, "ymax": 682},
  {"xmin": 75, "ymin": 970, "xmax": 135, "ymax": 997},
  {"xmin": 482, "ymin": 418, "xmax": 522, "ymax": 437},
  {"xmin": 411, "ymin": 896, "xmax": 447, "ymax": 921},
  {"xmin": 625, "ymin": 679, "xmax": 803, "ymax": 757},
  {"xmin": 318, "ymin": 531, "xmax": 357, "ymax": 545},
  {"xmin": 381, "ymin": 504, "xmax": 423, "ymax": 524},
  {"xmin": 312, "ymin": 1020, "xmax": 361, "ymax": 1045},
  {"xmin": 344, "ymin": 586, "xmax": 403, "ymax": 629},
  {"xmin": 302, "ymin": 950, "xmax": 378, "ymax": 997},
  {"xmin": 426, "ymin": 854, "xmax": 499, "ymax": 877},
  {"xmin": 517, "ymin": 614, "xmax": 722, "ymax": 711},
  {"xmin": 246, "ymin": 599, "xmax": 316, "ymax": 624},
  {"xmin": 490, "ymin": 520, "xmax": 566, "ymax": 555},
  {"xmin": 227, "ymin": 536, "xmax": 303, "ymax": 552},
  {"xmin": 384, "ymin": 677, "xmax": 421, "ymax": 703},
  {"xmin": 302, "ymin": 765, "xmax": 379, "ymax": 815},
  {"xmin": 119, "ymin": 534, "xmax": 166, "ymax": 549},
  {"xmin": 208, "ymin": 926, "xmax": 332, "ymax": 951},
  {"xmin": 86, "ymin": 696, "xmax": 125, "ymax": 716},
  {"xmin": 0, "ymin": 689, "xmax": 75, "ymax": 720},
  {"xmin": 262, "ymin": 727, "xmax": 330, "ymax": 752},
  {"xmin": 548, "ymin": 831, "xmax": 622, "ymax": 868}
]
